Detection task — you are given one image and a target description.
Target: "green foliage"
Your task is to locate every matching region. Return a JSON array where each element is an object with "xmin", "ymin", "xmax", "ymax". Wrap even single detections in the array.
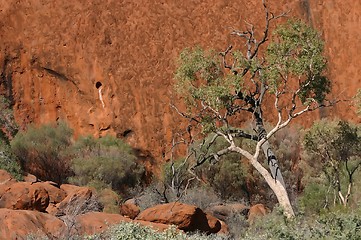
[
  {"xmin": 69, "ymin": 135, "xmax": 145, "ymax": 193},
  {"xmin": 266, "ymin": 20, "xmax": 330, "ymax": 102},
  {"xmin": 298, "ymin": 182, "xmax": 328, "ymax": 214},
  {"xmin": 175, "ymin": 47, "xmax": 233, "ymax": 113},
  {"xmin": 0, "ymin": 95, "xmax": 18, "ymax": 143},
  {"xmin": 0, "ymin": 140, "xmax": 23, "ymax": 180},
  {"xmin": 302, "ymin": 119, "xmax": 361, "ymax": 208},
  {"xmin": 87, "ymin": 221, "xmax": 230, "ymax": 240},
  {"xmin": 175, "ymin": 21, "xmax": 330, "ymax": 120},
  {"xmin": 190, "ymin": 134, "xmax": 249, "ymax": 201},
  {"xmin": 10, "ymin": 122, "xmax": 73, "ymax": 183},
  {"xmin": 98, "ymin": 188, "xmax": 122, "ymax": 214},
  {"xmin": 204, "ymin": 156, "xmax": 248, "ymax": 200},
  {"xmin": 243, "ymin": 209, "xmax": 361, "ymax": 240}
]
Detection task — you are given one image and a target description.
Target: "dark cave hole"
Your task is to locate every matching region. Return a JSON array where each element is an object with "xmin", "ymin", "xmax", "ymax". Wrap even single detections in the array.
[{"xmin": 95, "ymin": 81, "xmax": 102, "ymax": 89}]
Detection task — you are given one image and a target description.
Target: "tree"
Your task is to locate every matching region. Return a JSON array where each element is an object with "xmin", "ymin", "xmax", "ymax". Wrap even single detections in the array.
[
  {"xmin": 173, "ymin": 1, "xmax": 332, "ymax": 218},
  {"xmin": 302, "ymin": 120, "xmax": 361, "ymax": 207}
]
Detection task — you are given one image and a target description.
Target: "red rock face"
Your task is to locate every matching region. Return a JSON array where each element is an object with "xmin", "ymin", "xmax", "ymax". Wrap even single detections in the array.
[{"xmin": 0, "ymin": 0, "xmax": 359, "ymax": 161}]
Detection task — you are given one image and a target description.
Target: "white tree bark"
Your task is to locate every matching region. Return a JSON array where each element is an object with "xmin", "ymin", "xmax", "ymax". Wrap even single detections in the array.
[{"xmin": 229, "ymin": 144, "xmax": 295, "ymax": 218}]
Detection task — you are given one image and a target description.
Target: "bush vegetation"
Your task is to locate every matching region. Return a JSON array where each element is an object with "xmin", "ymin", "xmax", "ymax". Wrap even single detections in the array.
[
  {"xmin": 10, "ymin": 122, "xmax": 73, "ymax": 183},
  {"xmin": 300, "ymin": 120, "xmax": 361, "ymax": 210},
  {"xmin": 0, "ymin": 139, "xmax": 23, "ymax": 180},
  {"xmin": 87, "ymin": 222, "xmax": 231, "ymax": 240},
  {"xmin": 243, "ymin": 208, "xmax": 361, "ymax": 240},
  {"xmin": 0, "ymin": 96, "xmax": 18, "ymax": 143},
  {"xmin": 69, "ymin": 135, "xmax": 145, "ymax": 194}
]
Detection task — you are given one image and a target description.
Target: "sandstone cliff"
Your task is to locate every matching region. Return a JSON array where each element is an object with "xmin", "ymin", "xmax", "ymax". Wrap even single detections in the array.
[{"xmin": 0, "ymin": 0, "xmax": 360, "ymax": 161}]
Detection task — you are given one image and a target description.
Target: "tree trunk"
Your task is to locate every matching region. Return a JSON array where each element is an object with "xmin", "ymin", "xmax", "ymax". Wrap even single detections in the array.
[
  {"xmin": 254, "ymin": 112, "xmax": 286, "ymax": 187},
  {"xmin": 230, "ymin": 145, "xmax": 295, "ymax": 218},
  {"xmin": 252, "ymin": 109, "xmax": 294, "ymax": 217},
  {"xmin": 249, "ymin": 155, "xmax": 295, "ymax": 218}
]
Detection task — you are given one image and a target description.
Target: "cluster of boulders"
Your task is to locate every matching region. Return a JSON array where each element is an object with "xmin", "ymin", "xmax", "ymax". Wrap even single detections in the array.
[{"xmin": 0, "ymin": 169, "xmax": 268, "ymax": 239}]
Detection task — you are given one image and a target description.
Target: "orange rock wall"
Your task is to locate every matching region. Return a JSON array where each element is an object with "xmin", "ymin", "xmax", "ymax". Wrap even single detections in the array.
[{"xmin": 0, "ymin": 0, "xmax": 360, "ymax": 161}]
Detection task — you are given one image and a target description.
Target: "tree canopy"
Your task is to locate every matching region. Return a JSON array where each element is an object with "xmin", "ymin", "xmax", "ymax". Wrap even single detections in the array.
[{"xmin": 173, "ymin": 3, "xmax": 332, "ymax": 218}]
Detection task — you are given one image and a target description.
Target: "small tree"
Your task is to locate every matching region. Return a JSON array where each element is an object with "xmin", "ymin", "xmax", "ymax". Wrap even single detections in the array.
[
  {"xmin": 173, "ymin": 2, "xmax": 333, "ymax": 218},
  {"xmin": 10, "ymin": 122, "xmax": 73, "ymax": 183},
  {"xmin": 302, "ymin": 120, "xmax": 361, "ymax": 207}
]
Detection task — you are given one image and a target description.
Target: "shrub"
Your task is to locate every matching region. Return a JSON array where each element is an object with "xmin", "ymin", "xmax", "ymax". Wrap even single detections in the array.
[
  {"xmin": 10, "ymin": 122, "xmax": 73, "ymax": 183},
  {"xmin": 87, "ymin": 221, "xmax": 231, "ymax": 240},
  {"xmin": 181, "ymin": 186, "xmax": 221, "ymax": 210},
  {"xmin": 69, "ymin": 135, "xmax": 145, "ymax": 194},
  {"xmin": 298, "ymin": 182, "xmax": 328, "ymax": 214},
  {"xmin": 243, "ymin": 209, "xmax": 361, "ymax": 240},
  {"xmin": 190, "ymin": 134, "xmax": 250, "ymax": 202},
  {"xmin": 0, "ymin": 140, "xmax": 22, "ymax": 180},
  {"xmin": 0, "ymin": 95, "xmax": 18, "ymax": 143},
  {"xmin": 301, "ymin": 120, "xmax": 361, "ymax": 208},
  {"xmin": 98, "ymin": 188, "xmax": 121, "ymax": 214}
]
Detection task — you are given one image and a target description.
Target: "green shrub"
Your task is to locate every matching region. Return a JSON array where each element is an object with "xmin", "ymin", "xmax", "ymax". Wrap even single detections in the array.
[
  {"xmin": 243, "ymin": 209, "xmax": 361, "ymax": 240},
  {"xmin": 10, "ymin": 122, "xmax": 73, "ymax": 183},
  {"xmin": 87, "ymin": 221, "xmax": 230, "ymax": 240},
  {"xmin": 0, "ymin": 96, "xmax": 18, "ymax": 143},
  {"xmin": 298, "ymin": 182, "xmax": 328, "ymax": 214},
  {"xmin": 190, "ymin": 134, "xmax": 250, "ymax": 202},
  {"xmin": 0, "ymin": 140, "xmax": 22, "ymax": 180},
  {"xmin": 301, "ymin": 120, "xmax": 361, "ymax": 208},
  {"xmin": 69, "ymin": 135, "xmax": 145, "ymax": 193}
]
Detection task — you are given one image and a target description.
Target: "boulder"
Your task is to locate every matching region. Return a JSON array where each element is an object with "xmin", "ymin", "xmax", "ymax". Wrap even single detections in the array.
[
  {"xmin": 0, "ymin": 182, "xmax": 49, "ymax": 211},
  {"xmin": 134, "ymin": 219, "xmax": 172, "ymax": 232},
  {"xmin": 23, "ymin": 173, "xmax": 38, "ymax": 183},
  {"xmin": 0, "ymin": 169, "xmax": 16, "ymax": 185},
  {"xmin": 136, "ymin": 202, "xmax": 221, "ymax": 234},
  {"xmin": 124, "ymin": 198, "xmax": 137, "ymax": 205},
  {"xmin": 0, "ymin": 209, "xmax": 65, "ymax": 239},
  {"xmin": 60, "ymin": 184, "xmax": 84, "ymax": 196},
  {"xmin": 34, "ymin": 182, "xmax": 66, "ymax": 204},
  {"xmin": 205, "ymin": 203, "xmax": 249, "ymax": 221},
  {"xmin": 218, "ymin": 220, "xmax": 229, "ymax": 235},
  {"xmin": 56, "ymin": 185, "xmax": 101, "ymax": 216},
  {"xmin": 119, "ymin": 203, "xmax": 140, "ymax": 219},
  {"xmin": 248, "ymin": 204, "xmax": 268, "ymax": 224},
  {"xmin": 74, "ymin": 212, "xmax": 132, "ymax": 236},
  {"xmin": 72, "ymin": 212, "xmax": 171, "ymax": 236}
]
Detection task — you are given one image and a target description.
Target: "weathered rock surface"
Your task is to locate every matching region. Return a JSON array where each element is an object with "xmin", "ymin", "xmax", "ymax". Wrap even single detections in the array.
[
  {"xmin": 23, "ymin": 173, "xmax": 38, "ymax": 183},
  {"xmin": 206, "ymin": 203, "xmax": 249, "ymax": 221},
  {"xmin": 119, "ymin": 202, "xmax": 140, "ymax": 219},
  {"xmin": 0, "ymin": 209, "xmax": 65, "ymax": 239},
  {"xmin": 73, "ymin": 212, "xmax": 132, "ymax": 236},
  {"xmin": 0, "ymin": 0, "xmax": 359, "ymax": 162},
  {"xmin": 56, "ymin": 185, "xmax": 101, "ymax": 216},
  {"xmin": 0, "ymin": 170, "xmax": 222, "ymax": 238},
  {"xmin": 0, "ymin": 182, "xmax": 49, "ymax": 212},
  {"xmin": 248, "ymin": 203, "xmax": 268, "ymax": 224},
  {"xmin": 34, "ymin": 181, "xmax": 66, "ymax": 204},
  {"xmin": 0, "ymin": 169, "xmax": 16, "ymax": 186},
  {"xmin": 137, "ymin": 202, "xmax": 222, "ymax": 234}
]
